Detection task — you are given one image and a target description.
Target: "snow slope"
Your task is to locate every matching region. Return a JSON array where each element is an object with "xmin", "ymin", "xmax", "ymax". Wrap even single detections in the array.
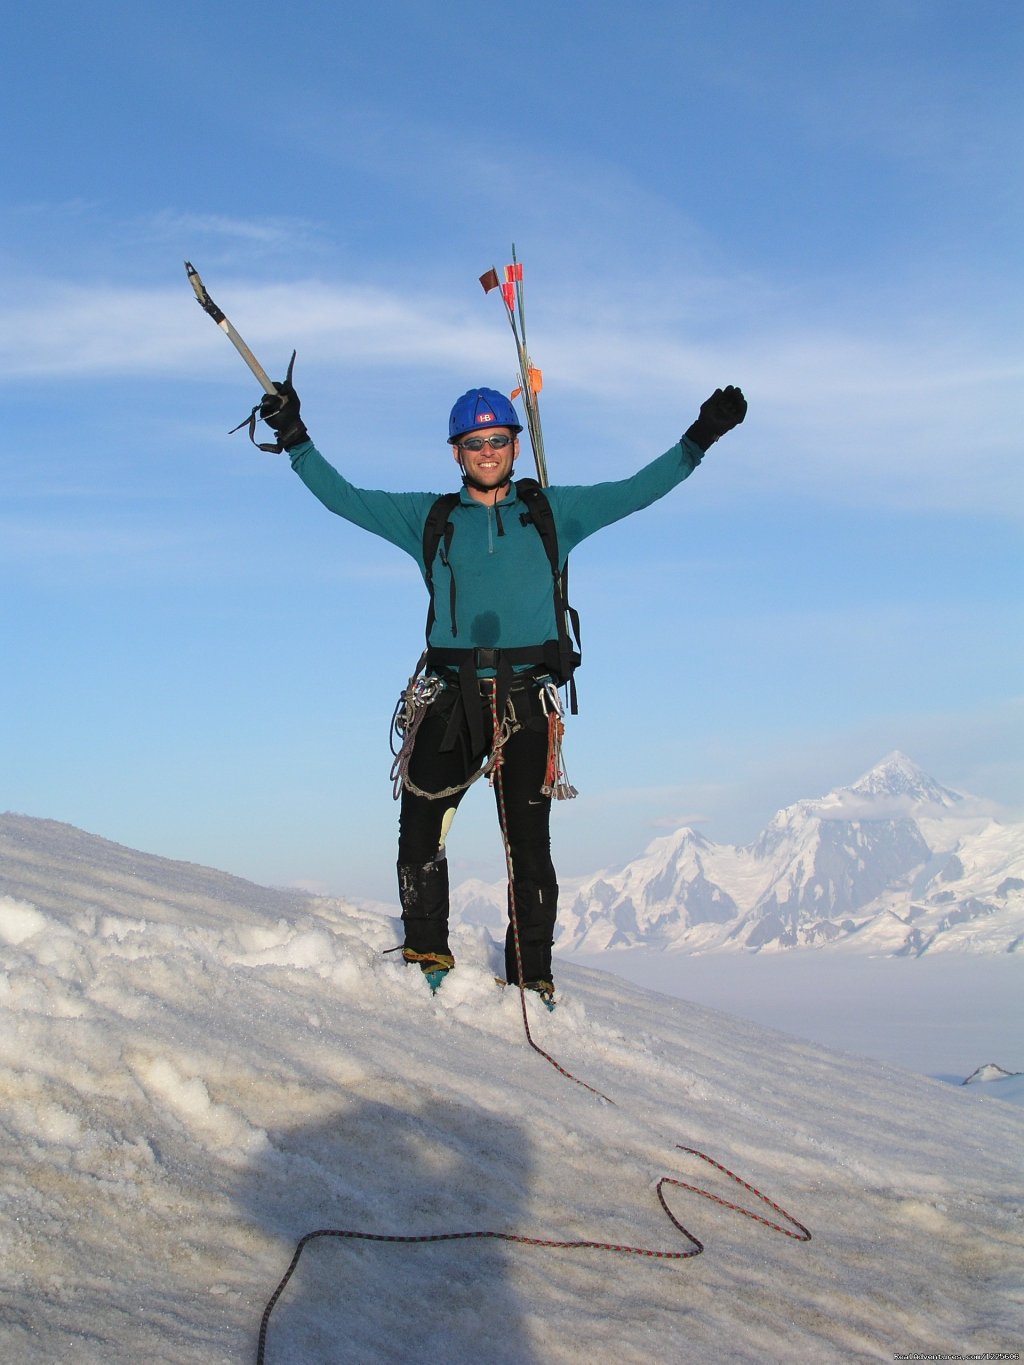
[{"xmin": 1, "ymin": 813, "xmax": 1022, "ymax": 1363}]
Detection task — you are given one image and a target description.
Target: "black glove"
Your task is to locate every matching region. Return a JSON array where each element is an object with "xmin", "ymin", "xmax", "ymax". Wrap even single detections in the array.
[
  {"xmin": 683, "ymin": 385, "xmax": 747, "ymax": 452},
  {"xmin": 259, "ymin": 353, "xmax": 309, "ymax": 450}
]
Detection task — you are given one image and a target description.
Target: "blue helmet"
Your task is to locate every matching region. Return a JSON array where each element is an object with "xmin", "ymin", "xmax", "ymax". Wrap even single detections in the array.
[{"xmin": 448, "ymin": 387, "xmax": 522, "ymax": 443}]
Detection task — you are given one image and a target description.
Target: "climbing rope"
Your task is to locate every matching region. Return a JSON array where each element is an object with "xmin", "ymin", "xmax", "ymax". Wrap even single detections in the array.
[
  {"xmin": 484, "ymin": 679, "xmax": 611, "ymax": 1102},
  {"xmin": 256, "ymin": 1213, "xmax": 701, "ymax": 1364},
  {"xmin": 256, "ymin": 1145, "xmax": 809, "ymax": 1363},
  {"xmin": 255, "ymin": 679, "xmax": 812, "ymax": 1363}
]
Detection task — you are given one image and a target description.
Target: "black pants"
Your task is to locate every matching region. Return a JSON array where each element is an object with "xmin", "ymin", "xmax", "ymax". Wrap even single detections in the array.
[{"xmin": 397, "ymin": 678, "xmax": 558, "ymax": 984}]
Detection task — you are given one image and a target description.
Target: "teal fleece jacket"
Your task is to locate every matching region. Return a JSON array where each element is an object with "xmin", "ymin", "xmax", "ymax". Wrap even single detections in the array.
[{"xmin": 289, "ymin": 438, "xmax": 703, "ymax": 654}]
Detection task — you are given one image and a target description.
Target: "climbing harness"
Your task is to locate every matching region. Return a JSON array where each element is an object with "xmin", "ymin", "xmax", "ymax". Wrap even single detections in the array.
[
  {"xmin": 388, "ymin": 666, "xmax": 569, "ymax": 806},
  {"xmin": 388, "ymin": 656, "xmax": 520, "ymax": 802}
]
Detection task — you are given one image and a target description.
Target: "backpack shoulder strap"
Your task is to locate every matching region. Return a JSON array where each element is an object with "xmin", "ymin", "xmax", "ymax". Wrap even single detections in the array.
[
  {"xmin": 515, "ymin": 478, "xmax": 557, "ymax": 575},
  {"xmin": 422, "ymin": 492, "xmax": 461, "ymax": 641},
  {"xmin": 422, "ymin": 492, "xmax": 461, "ymax": 580},
  {"xmin": 517, "ymin": 479, "xmax": 582, "ymax": 711}
]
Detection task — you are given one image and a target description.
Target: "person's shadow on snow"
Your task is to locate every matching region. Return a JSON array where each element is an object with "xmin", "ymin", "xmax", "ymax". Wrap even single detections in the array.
[{"xmin": 239, "ymin": 1089, "xmax": 534, "ymax": 1363}]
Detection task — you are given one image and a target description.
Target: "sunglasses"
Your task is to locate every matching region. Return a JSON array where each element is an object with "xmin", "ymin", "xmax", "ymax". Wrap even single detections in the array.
[{"xmin": 456, "ymin": 434, "xmax": 514, "ymax": 452}]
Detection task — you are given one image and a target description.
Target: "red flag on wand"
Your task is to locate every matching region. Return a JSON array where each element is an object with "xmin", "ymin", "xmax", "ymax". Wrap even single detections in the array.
[
  {"xmin": 479, "ymin": 268, "xmax": 500, "ymax": 293},
  {"xmin": 501, "ymin": 282, "xmax": 516, "ymax": 308},
  {"xmin": 504, "ymin": 263, "xmax": 523, "ymax": 282}
]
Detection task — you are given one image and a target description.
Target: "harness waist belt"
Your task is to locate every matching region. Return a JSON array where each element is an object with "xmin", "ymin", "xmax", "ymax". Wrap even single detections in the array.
[
  {"xmin": 424, "ymin": 645, "xmax": 548, "ymax": 755},
  {"xmin": 424, "ymin": 642, "xmax": 581, "ymax": 755},
  {"xmin": 426, "ymin": 645, "xmax": 551, "ymax": 672}
]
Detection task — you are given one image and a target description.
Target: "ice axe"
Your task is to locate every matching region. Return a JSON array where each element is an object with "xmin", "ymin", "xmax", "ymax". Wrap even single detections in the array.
[
  {"xmin": 185, "ymin": 261, "xmax": 300, "ymax": 450},
  {"xmin": 184, "ymin": 261, "xmax": 280, "ymax": 395}
]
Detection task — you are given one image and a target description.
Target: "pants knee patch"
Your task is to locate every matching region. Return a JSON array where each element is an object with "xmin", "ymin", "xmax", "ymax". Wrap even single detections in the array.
[{"xmin": 398, "ymin": 857, "xmax": 450, "ymax": 922}]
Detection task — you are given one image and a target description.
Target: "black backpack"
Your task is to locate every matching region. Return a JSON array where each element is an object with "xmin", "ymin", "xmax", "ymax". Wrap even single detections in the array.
[{"xmin": 421, "ymin": 478, "xmax": 581, "ymax": 710}]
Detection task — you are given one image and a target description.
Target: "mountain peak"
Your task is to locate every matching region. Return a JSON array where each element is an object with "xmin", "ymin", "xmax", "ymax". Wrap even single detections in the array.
[{"xmin": 847, "ymin": 752, "xmax": 963, "ymax": 808}]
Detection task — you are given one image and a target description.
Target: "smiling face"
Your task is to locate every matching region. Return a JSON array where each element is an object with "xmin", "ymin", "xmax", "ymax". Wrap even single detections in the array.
[{"xmin": 452, "ymin": 426, "xmax": 520, "ymax": 502}]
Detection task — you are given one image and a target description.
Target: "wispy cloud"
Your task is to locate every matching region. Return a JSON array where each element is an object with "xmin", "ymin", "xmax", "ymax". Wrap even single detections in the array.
[
  {"xmin": 650, "ymin": 812, "xmax": 709, "ymax": 830},
  {"xmin": 812, "ymin": 791, "xmax": 999, "ymax": 823},
  {"xmin": 2, "ymin": 270, "xmax": 1019, "ymax": 516},
  {"xmin": 5, "ymin": 271, "xmax": 1017, "ymax": 402},
  {"xmin": 145, "ymin": 211, "xmax": 319, "ymax": 251},
  {"xmin": 0, "ymin": 278, "xmax": 506, "ymax": 380}
]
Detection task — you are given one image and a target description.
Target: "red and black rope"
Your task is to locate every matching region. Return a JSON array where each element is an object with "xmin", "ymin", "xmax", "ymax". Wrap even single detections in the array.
[{"xmin": 256, "ymin": 1146, "xmax": 809, "ymax": 1362}]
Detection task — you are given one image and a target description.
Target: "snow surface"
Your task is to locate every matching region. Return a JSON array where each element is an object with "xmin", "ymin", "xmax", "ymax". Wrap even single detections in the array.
[{"xmin": 1, "ymin": 814, "xmax": 1023, "ymax": 1363}]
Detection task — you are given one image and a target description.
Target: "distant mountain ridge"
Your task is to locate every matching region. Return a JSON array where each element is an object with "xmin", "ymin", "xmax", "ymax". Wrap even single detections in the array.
[{"xmin": 454, "ymin": 753, "xmax": 1024, "ymax": 957}]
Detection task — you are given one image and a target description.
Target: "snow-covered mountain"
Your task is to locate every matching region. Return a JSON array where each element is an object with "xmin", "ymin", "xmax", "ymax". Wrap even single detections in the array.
[
  {"xmin": 455, "ymin": 753, "xmax": 1024, "ymax": 957},
  {"xmin": 0, "ymin": 811, "xmax": 1021, "ymax": 1361}
]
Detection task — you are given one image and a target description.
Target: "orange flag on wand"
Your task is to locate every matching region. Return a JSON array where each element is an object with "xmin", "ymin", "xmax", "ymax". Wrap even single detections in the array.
[{"xmin": 511, "ymin": 367, "xmax": 543, "ymax": 400}]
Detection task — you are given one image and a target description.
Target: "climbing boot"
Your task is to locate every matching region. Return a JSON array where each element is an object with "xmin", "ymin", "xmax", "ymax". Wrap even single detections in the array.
[
  {"xmin": 402, "ymin": 947, "xmax": 456, "ymax": 994},
  {"xmin": 524, "ymin": 979, "xmax": 556, "ymax": 1011},
  {"xmin": 496, "ymin": 976, "xmax": 556, "ymax": 1010}
]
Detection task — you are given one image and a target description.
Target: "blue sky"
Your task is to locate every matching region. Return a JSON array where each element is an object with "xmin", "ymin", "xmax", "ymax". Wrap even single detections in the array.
[{"xmin": 2, "ymin": 0, "xmax": 1021, "ymax": 901}]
